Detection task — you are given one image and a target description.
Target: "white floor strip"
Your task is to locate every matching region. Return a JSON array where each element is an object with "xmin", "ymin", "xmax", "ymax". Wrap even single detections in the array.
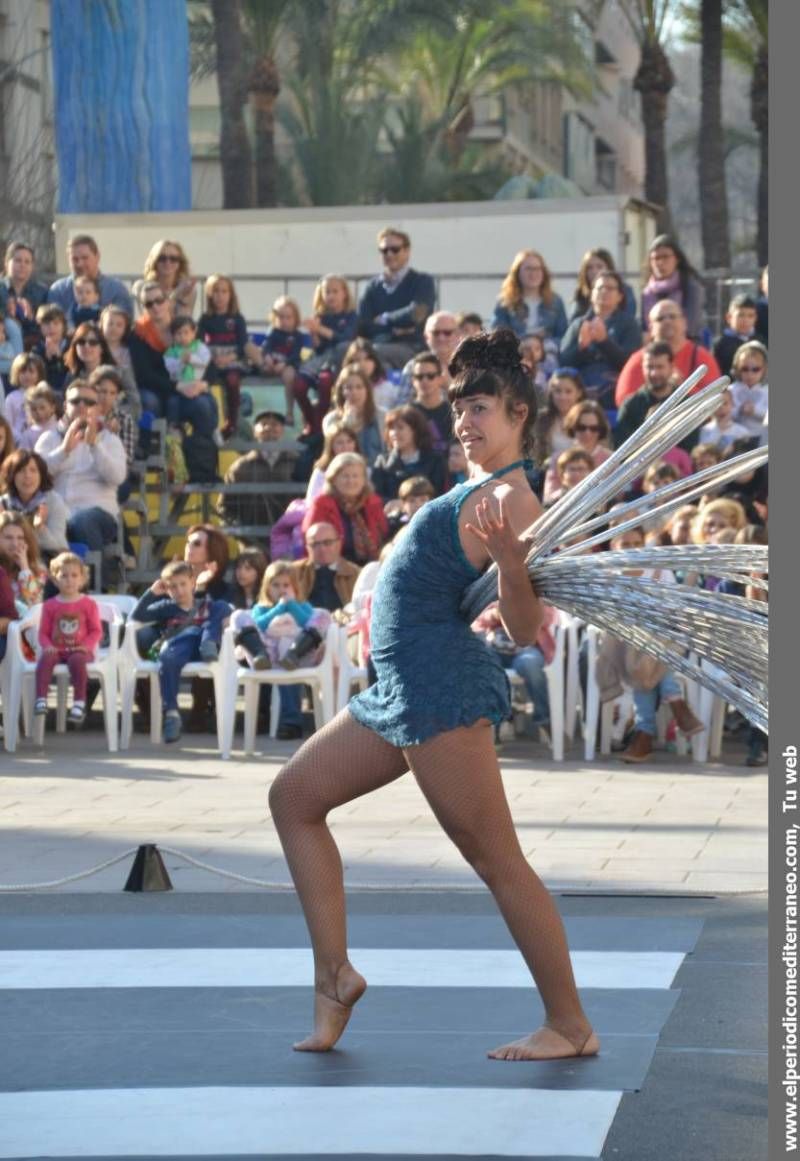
[
  {"xmin": 0, "ymin": 1086, "xmax": 623, "ymax": 1158},
  {"xmin": 0, "ymin": 947, "xmax": 684, "ymax": 990}
]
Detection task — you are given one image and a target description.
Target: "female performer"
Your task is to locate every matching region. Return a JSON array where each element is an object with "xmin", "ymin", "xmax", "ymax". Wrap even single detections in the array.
[{"xmin": 268, "ymin": 329, "xmax": 598, "ymax": 1061}]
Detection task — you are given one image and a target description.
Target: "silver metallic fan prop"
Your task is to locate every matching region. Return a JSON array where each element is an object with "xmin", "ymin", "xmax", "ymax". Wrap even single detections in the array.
[{"xmin": 460, "ymin": 367, "xmax": 769, "ymax": 731}]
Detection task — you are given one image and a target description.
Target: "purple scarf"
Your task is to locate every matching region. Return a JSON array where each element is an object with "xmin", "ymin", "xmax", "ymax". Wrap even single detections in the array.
[{"xmin": 641, "ymin": 270, "xmax": 682, "ymax": 323}]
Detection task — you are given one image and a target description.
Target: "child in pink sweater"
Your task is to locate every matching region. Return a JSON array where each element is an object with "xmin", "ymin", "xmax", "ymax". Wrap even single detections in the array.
[{"xmin": 34, "ymin": 552, "xmax": 101, "ymax": 726}]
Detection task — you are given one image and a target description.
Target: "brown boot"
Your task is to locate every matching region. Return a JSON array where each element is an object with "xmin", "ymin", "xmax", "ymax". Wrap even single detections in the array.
[
  {"xmin": 669, "ymin": 698, "xmax": 705, "ymax": 737},
  {"xmin": 621, "ymin": 731, "xmax": 653, "ymax": 763}
]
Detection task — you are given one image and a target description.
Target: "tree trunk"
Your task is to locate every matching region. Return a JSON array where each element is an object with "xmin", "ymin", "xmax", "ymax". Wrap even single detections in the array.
[
  {"xmin": 633, "ymin": 40, "xmax": 674, "ymax": 234},
  {"xmin": 249, "ymin": 55, "xmax": 281, "ymax": 207},
  {"xmin": 698, "ymin": 0, "xmax": 730, "ymax": 270},
  {"xmin": 751, "ymin": 43, "xmax": 768, "ymax": 267},
  {"xmin": 211, "ymin": 0, "xmax": 253, "ymax": 208}
]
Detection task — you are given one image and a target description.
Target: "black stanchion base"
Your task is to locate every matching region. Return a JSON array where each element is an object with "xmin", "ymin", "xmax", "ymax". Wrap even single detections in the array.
[{"xmin": 123, "ymin": 844, "xmax": 173, "ymax": 892}]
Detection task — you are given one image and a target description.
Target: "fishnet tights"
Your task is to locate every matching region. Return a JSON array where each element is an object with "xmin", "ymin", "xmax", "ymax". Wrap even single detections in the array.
[{"xmin": 268, "ymin": 709, "xmax": 589, "ymax": 1042}]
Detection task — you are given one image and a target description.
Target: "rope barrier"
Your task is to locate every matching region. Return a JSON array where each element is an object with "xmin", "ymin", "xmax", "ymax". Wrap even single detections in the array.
[{"xmin": 0, "ymin": 842, "xmax": 768, "ymax": 895}]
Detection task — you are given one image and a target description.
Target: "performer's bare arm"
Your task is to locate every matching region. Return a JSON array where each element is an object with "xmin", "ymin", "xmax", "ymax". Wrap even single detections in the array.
[{"xmin": 465, "ymin": 488, "xmax": 543, "ymax": 647}]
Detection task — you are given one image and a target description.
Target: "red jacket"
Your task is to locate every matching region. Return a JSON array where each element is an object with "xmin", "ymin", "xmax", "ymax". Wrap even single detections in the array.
[
  {"xmin": 614, "ymin": 340, "xmax": 722, "ymax": 408},
  {"xmin": 302, "ymin": 492, "xmax": 388, "ymax": 562}
]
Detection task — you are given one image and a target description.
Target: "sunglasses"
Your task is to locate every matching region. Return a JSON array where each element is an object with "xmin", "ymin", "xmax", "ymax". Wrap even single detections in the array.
[
  {"xmin": 379, "ymin": 245, "xmax": 405, "ymax": 255},
  {"xmin": 431, "ymin": 329, "xmax": 455, "ymax": 337},
  {"xmin": 144, "ymin": 296, "xmax": 167, "ymax": 307},
  {"xmin": 413, "ymin": 372, "xmax": 439, "ymax": 381},
  {"xmin": 308, "ymin": 538, "xmax": 339, "ymax": 548},
  {"xmin": 739, "ymin": 364, "xmax": 764, "ymax": 373},
  {"xmin": 653, "ymin": 313, "xmax": 681, "ymax": 321},
  {"xmin": 75, "ymin": 338, "xmax": 100, "ymax": 347},
  {"xmin": 158, "ymin": 253, "xmax": 180, "ymax": 263},
  {"xmin": 68, "ymin": 395, "xmax": 98, "ymax": 406},
  {"xmin": 575, "ymin": 423, "xmax": 601, "ymax": 433}
]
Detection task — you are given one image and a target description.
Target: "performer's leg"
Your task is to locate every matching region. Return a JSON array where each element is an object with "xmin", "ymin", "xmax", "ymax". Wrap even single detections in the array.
[
  {"xmin": 404, "ymin": 719, "xmax": 598, "ymax": 1061},
  {"xmin": 268, "ymin": 708, "xmax": 408, "ymax": 1050}
]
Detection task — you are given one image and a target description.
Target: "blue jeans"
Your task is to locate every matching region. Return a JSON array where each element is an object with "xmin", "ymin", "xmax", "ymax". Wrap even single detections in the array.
[
  {"xmin": 165, "ymin": 391, "xmax": 218, "ymax": 436},
  {"xmin": 500, "ymin": 646, "xmax": 550, "ymax": 728},
  {"xmin": 632, "ymin": 671, "xmax": 682, "ymax": 737},
  {"xmin": 154, "ymin": 603, "xmax": 230, "ymax": 712},
  {"xmin": 66, "ymin": 507, "xmax": 118, "ymax": 550},
  {"xmin": 139, "ymin": 388, "xmax": 163, "ymax": 418},
  {"xmin": 278, "ymin": 684, "xmax": 304, "ymax": 727}
]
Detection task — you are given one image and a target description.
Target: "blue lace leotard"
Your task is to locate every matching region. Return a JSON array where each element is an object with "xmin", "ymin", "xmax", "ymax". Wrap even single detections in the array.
[{"xmin": 348, "ymin": 460, "xmax": 529, "ymax": 746}]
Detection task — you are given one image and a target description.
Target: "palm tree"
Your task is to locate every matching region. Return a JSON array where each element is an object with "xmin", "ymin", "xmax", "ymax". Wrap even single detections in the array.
[
  {"xmin": 723, "ymin": 0, "xmax": 768, "ymax": 265},
  {"xmin": 209, "ymin": 0, "xmax": 254, "ymax": 209},
  {"xmin": 618, "ymin": 0, "xmax": 678, "ymax": 233},
  {"xmin": 698, "ymin": 0, "xmax": 730, "ymax": 270},
  {"xmin": 242, "ymin": 0, "xmax": 294, "ymax": 208},
  {"xmin": 378, "ymin": 2, "xmax": 593, "ymax": 202}
]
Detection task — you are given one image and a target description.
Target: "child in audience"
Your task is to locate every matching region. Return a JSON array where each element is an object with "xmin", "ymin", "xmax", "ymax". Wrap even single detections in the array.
[
  {"xmin": 164, "ymin": 316, "xmax": 212, "ymax": 436},
  {"xmin": 519, "ymin": 333, "xmax": 555, "ymax": 393},
  {"xmin": 457, "ymin": 311, "xmax": 483, "ymax": 338},
  {"xmin": 261, "ymin": 296, "xmax": 312, "ymax": 427},
  {"xmin": 230, "ymin": 548, "xmax": 268, "ymax": 610},
  {"xmin": 165, "ymin": 316, "xmax": 211, "ymax": 388},
  {"xmin": 712, "ymin": 294, "xmax": 763, "ymax": 377},
  {"xmin": 385, "ymin": 475, "xmax": 436, "ymax": 539},
  {"xmin": 342, "ymin": 338, "xmax": 396, "ymax": 410},
  {"xmin": 198, "ymin": 274, "xmax": 258, "ymax": 440},
  {"xmin": 545, "ymin": 446, "xmax": 595, "ymax": 506},
  {"xmin": 20, "ymin": 383, "xmax": 59, "ymax": 450},
  {"xmin": 132, "ymin": 559, "xmax": 232, "ymax": 743},
  {"xmin": 295, "ymin": 275, "xmax": 359, "ymax": 432},
  {"xmin": 4, "ymin": 353, "xmax": 45, "ymax": 445},
  {"xmin": 70, "ymin": 275, "xmax": 101, "ymax": 330},
  {"xmin": 305, "ymin": 423, "xmax": 360, "ymax": 503},
  {"xmin": 599, "ymin": 522, "xmax": 704, "ymax": 763},
  {"xmin": 446, "ymin": 438, "xmax": 468, "ymax": 487},
  {"xmin": 34, "ymin": 551, "xmax": 100, "ymax": 726},
  {"xmin": 531, "ymin": 368, "xmax": 586, "ymax": 474},
  {"xmin": 321, "ymin": 366, "xmax": 385, "ymax": 467},
  {"xmin": 729, "ymin": 341, "xmax": 768, "ymax": 438},
  {"xmin": 32, "ymin": 305, "xmax": 69, "ymax": 395},
  {"xmin": 698, "ymin": 389, "xmax": 749, "ymax": 450},
  {"xmin": 230, "ymin": 559, "xmax": 331, "ymax": 672}
]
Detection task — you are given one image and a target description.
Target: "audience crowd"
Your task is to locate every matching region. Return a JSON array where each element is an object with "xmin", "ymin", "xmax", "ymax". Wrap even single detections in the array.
[{"xmin": 0, "ymin": 228, "xmax": 768, "ymax": 761}]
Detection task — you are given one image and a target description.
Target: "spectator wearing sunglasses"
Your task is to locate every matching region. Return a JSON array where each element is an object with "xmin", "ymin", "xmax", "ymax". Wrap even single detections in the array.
[
  {"xmin": 357, "ymin": 228, "xmax": 436, "ymax": 369},
  {"xmin": 35, "ymin": 378, "xmax": 126, "ymax": 553},
  {"xmin": 133, "ymin": 280, "xmax": 174, "ymax": 353},
  {"xmin": 47, "ymin": 234, "xmax": 134, "ymax": 316},
  {"xmin": 137, "ymin": 240, "xmax": 197, "ymax": 318},
  {"xmin": 397, "ymin": 310, "xmax": 460, "ymax": 402},
  {"xmin": 410, "ymin": 352, "xmax": 453, "ymax": 454},
  {"xmin": 542, "ymin": 400, "xmax": 611, "ymax": 505},
  {"xmin": 62, "ymin": 322, "xmax": 115, "ymax": 395}
]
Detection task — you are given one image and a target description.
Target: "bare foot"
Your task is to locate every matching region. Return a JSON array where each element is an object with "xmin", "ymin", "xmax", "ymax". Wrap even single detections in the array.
[
  {"xmin": 293, "ymin": 963, "xmax": 367, "ymax": 1052},
  {"xmin": 488, "ymin": 1025, "xmax": 600, "ymax": 1061}
]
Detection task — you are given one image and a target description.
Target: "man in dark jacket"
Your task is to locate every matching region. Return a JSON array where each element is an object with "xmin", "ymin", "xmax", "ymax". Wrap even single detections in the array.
[
  {"xmin": 613, "ymin": 340, "xmax": 699, "ymax": 453},
  {"xmin": 357, "ymin": 227, "xmax": 436, "ymax": 368},
  {"xmin": 218, "ymin": 410, "xmax": 299, "ymax": 537}
]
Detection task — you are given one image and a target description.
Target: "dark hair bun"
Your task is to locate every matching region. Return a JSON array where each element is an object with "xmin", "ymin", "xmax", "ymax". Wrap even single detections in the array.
[{"xmin": 449, "ymin": 328, "xmax": 523, "ymax": 379}]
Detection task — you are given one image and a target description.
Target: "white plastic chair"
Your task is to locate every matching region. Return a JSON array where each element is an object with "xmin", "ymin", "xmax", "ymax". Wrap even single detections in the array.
[
  {"xmin": 506, "ymin": 610, "xmax": 568, "ymax": 761},
  {"xmin": 230, "ymin": 620, "xmax": 338, "ymax": 755},
  {"xmin": 692, "ymin": 658, "xmax": 727, "ymax": 762},
  {"xmin": 118, "ymin": 620, "xmax": 237, "ymax": 757},
  {"xmin": 3, "ymin": 599, "xmax": 123, "ymax": 752},
  {"xmin": 581, "ymin": 626, "xmax": 705, "ymax": 762},
  {"xmin": 335, "ymin": 562, "xmax": 380, "ymax": 713}
]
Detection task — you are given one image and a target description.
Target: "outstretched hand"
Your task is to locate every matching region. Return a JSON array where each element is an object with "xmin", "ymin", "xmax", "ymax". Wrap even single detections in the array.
[{"xmin": 465, "ymin": 494, "xmax": 529, "ymax": 573}]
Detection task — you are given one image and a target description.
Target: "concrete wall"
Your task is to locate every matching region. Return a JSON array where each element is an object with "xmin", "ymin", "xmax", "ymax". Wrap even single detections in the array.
[{"xmin": 55, "ymin": 196, "xmax": 658, "ymax": 325}]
